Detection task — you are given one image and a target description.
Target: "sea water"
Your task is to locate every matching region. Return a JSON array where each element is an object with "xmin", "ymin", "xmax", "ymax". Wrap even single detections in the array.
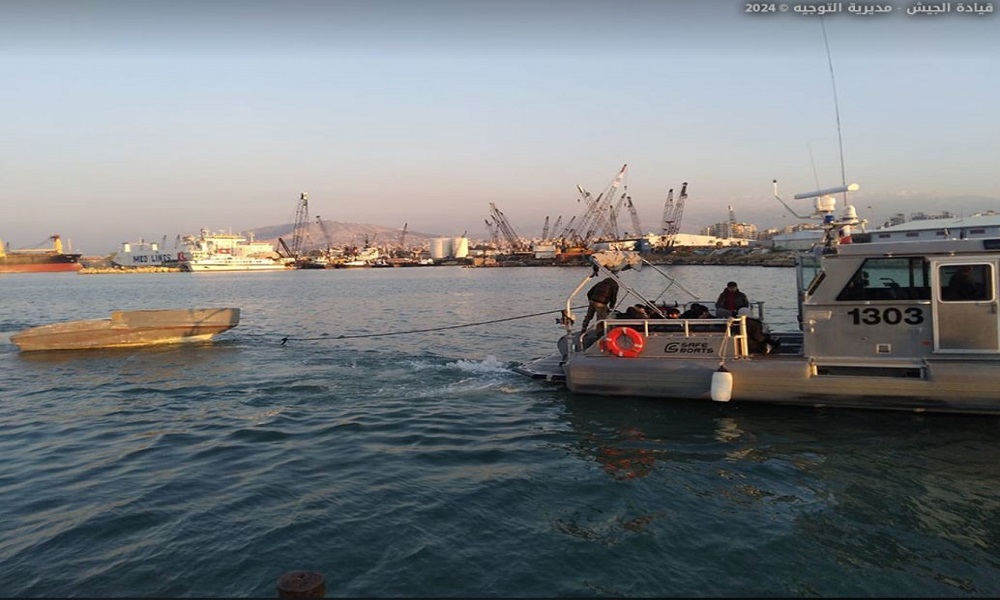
[{"xmin": 0, "ymin": 266, "xmax": 998, "ymax": 597}]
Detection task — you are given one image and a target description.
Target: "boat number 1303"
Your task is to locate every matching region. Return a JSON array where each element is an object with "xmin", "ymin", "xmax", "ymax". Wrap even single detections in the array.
[{"xmin": 847, "ymin": 307, "xmax": 924, "ymax": 326}]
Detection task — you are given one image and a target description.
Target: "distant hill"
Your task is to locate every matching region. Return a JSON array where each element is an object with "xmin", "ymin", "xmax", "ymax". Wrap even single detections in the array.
[{"xmin": 247, "ymin": 220, "xmax": 444, "ymax": 253}]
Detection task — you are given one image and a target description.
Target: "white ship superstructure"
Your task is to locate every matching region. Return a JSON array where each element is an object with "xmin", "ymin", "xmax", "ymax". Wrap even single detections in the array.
[
  {"xmin": 111, "ymin": 238, "xmax": 180, "ymax": 268},
  {"xmin": 177, "ymin": 230, "xmax": 288, "ymax": 272}
]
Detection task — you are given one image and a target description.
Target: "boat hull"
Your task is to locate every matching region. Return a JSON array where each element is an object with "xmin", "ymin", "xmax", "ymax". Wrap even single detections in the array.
[
  {"xmin": 11, "ymin": 308, "xmax": 240, "ymax": 352},
  {"xmin": 179, "ymin": 261, "xmax": 288, "ymax": 272},
  {"xmin": 564, "ymin": 352, "xmax": 1000, "ymax": 414},
  {"xmin": 0, "ymin": 254, "xmax": 82, "ymax": 273}
]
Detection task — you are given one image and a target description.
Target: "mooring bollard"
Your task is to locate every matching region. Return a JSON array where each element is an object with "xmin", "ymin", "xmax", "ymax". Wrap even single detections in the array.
[{"xmin": 277, "ymin": 570, "xmax": 326, "ymax": 598}]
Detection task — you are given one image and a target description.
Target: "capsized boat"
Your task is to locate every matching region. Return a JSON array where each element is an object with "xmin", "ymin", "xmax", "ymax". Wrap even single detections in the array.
[
  {"xmin": 515, "ymin": 183, "xmax": 1000, "ymax": 415},
  {"xmin": 10, "ymin": 308, "xmax": 240, "ymax": 352}
]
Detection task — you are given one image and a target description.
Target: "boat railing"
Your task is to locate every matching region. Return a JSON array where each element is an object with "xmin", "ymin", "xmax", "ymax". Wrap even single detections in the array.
[
  {"xmin": 673, "ymin": 300, "xmax": 766, "ymax": 322},
  {"xmin": 595, "ymin": 316, "xmax": 750, "ymax": 358}
]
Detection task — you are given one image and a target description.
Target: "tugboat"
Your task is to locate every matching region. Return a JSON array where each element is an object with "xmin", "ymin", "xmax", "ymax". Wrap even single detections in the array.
[{"xmin": 516, "ymin": 183, "xmax": 1000, "ymax": 414}]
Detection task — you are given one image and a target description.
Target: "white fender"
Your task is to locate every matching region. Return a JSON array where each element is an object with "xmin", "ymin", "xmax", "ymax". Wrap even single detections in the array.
[{"xmin": 710, "ymin": 366, "xmax": 733, "ymax": 402}]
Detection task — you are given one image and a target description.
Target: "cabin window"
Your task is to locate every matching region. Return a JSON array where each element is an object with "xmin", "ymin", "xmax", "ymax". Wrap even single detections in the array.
[
  {"xmin": 939, "ymin": 264, "xmax": 992, "ymax": 302},
  {"xmin": 837, "ymin": 257, "xmax": 930, "ymax": 301},
  {"xmin": 797, "ymin": 254, "xmax": 823, "ymax": 295}
]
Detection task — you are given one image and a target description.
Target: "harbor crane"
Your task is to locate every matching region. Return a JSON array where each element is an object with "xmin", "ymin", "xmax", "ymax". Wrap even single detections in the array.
[
  {"xmin": 660, "ymin": 182, "xmax": 689, "ymax": 248},
  {"xmin": 541, "ymin": 216, "xmax": 550, "ymax": 242},
  {"xmin": 565, "ymin": 184, "xmax": 597, "ymax": 246},
  {"xmin": 568, "ymin": 185, "xmax": 606, "ymax": 246},
  {"xmin": 608, "ymin": 205, "xmax": 621, "ymax": 240},
  {"xmin": 484, "ymin": 219, "xmax": 498, "ymax": 246},
  {"xmin": 626, "ymin": 196, "xmax": 643, "ymax": 238},
  {"xmin": 277, "ymin": 192, "xmax": 310, "ymax": 261},
  {"xmin": 398, "ymin": 222, "xmax": 408, "ymax": 249},
  {"xmin": 550, "ymin": 215, "xmax": 562, "ymax": 240},
  {"xmin": 316, "ymin": 215, "xmax": 335, "ymax": 258},
  {"xmin": 567, "ymin": 164, "xmax": 628, "ymax": 246},
  {"xmin": 607, "ymin": 182, "xmax": 631, "ymax": 240},
  {"xmin": 488, "ymin": 202, "xmax": 527, "ymax": 252},
  {"xmin": 554, "ymin": 215, "xmax": 576, "ymax": 247},
  {"xmin": 289, "ymin": 192, "xmax": 310, "ymax": 259},
  {"xmin": 659, "ymin": 188, "xmax": 674, "ymax": 235}
]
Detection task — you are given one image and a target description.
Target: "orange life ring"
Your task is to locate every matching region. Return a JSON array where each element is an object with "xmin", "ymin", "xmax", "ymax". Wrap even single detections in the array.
[{"xmin": 602, "ymin": 327, "xmax": 645, "ymax": 358}]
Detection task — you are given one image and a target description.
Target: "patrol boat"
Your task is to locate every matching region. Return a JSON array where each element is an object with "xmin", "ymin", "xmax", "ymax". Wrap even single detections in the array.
[{"xmin": 515, "ymin": 183, "xmax": 1000, "ymax": 415}]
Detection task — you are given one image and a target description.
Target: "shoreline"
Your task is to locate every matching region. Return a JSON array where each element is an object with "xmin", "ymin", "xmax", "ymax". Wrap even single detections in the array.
[{"xmin": 78, "ymin": 249, "xmax": 800, "ymax": 273}]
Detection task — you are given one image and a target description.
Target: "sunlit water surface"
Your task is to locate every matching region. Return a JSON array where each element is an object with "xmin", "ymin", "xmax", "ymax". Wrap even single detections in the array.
[{"xmin": 1, "ymin": 266, "xmax": 997, "ymax": 597}]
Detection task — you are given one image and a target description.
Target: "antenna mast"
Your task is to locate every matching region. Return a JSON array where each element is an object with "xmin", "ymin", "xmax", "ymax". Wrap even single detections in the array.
[{"xmin": 820, "ymin": 16, "xmax": 848, "ymax": 194}]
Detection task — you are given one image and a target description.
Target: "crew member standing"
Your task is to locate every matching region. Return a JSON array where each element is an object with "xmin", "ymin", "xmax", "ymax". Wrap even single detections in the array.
[
  {"xmin": 580, "ymin": 277, "xmax": 619, "ymax": 334},
  {"xmin": 715, "ymin": 281, "xmax": 749, "ymax": 318}
]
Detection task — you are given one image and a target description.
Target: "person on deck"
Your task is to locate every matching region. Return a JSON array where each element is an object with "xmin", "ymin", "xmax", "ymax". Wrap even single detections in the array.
[
  {"xmin": 580, "ymin": 277, "xmax": 619, "ymax": 334},
  {"xmin": 715, "ymin": 281, "xmax": 750, "ymax": 318},
  {"xmin": 679, "ymin": 303, "xmax": 712, "ymax": 319},
  {"xmin": 947, "ymin": 266, "xmax": 978, "ymax": 300},
  {"xmin": 624, "ymin": 304, "xmax": 652, "ymax": 319},
  {"xmin": 738, "ymin": 307, "xmax": 778, "ymax": 354}
]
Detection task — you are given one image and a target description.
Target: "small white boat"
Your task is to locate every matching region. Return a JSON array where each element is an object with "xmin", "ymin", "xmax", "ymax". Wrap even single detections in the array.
[{"xmin": 11, "ymin": 308, "xmax": 241, "ymax": 352}]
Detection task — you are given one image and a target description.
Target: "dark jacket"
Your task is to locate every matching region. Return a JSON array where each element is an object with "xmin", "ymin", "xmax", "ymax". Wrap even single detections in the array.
[
  {"xmin": 679, "ymin": 303, "xmax": 711, "ymax": 319},
  {"xmin": 587, "ymin": 278, "xmax": 619, "ymax": 307},
  {"xmin": 716, "ymin": 289, "xmax": 749, "ymax": 313}
]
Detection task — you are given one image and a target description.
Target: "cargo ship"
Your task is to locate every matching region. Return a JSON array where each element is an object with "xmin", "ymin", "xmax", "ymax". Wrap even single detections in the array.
[{"xmin": 0, "ymin": 235, "xmax": 83, "ymax": 273}]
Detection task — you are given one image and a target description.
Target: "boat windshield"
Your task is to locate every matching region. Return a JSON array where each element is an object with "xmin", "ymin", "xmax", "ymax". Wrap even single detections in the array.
[
  {"xmin": 837, "ymin": 257, "xmax": 931, "ymax": 301},
  {"xmin": 797, "ymin": 254, "xmax": 823, "ymax": 296}
]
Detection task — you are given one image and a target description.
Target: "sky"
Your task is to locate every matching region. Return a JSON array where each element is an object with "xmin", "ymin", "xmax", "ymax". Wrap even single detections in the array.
[{"xmin": 2, "ymin": 0, "xmax": 999, "ymax": 254}]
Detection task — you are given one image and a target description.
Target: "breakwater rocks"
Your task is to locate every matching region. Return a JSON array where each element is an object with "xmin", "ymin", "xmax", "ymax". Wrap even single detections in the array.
[
  {"xmin": 78, "ymin": 256, "xmax": 181, "ymax": 274},
  {"xmin": 80, "ymin": 266, "xmax": 182, "ymax": 274},
  {"xmin": 475, "ymin": 249, "xmax": 800, "ymax": 268}
]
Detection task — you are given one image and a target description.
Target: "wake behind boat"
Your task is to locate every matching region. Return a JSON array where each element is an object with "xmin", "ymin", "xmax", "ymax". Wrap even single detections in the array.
[
  {"xmin": 516, "ymin": 184, "xmax": 1000, "ymax": 415},
  {"xmin": 10, "ymin": 308, "xmax": 240, "ymax": 352}
]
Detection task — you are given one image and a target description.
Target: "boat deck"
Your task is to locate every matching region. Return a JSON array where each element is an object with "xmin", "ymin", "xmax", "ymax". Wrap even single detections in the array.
[
  {"xmin": 513, "ymin": 353, "xmax": 566, "ymax": 382},
  {"xmin": 513, "ymin": 331, "xmax": 804, "ymax": 385}
]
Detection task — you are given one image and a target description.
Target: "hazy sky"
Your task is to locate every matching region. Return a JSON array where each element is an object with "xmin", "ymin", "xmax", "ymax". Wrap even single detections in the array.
[{"xmin": 3, "ymin": 0, "xmax": 999, "ymax": 254}]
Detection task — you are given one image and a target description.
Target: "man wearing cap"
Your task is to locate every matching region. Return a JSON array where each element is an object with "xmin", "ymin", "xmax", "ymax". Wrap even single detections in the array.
[{"xmin": 715, "ymin": 281, "xmax": 749, "ymax": 318}]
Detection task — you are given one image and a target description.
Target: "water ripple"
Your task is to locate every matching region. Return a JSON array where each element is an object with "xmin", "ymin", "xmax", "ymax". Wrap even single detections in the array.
[{"xmin": 1, "ymin": 270, "xmax": 998, "ymax": 596}]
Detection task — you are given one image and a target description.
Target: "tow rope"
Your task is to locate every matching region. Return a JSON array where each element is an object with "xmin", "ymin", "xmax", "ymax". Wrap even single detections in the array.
[{"xmin": 278, "ymin": 306, "xmax": 586, "ymax": 346}]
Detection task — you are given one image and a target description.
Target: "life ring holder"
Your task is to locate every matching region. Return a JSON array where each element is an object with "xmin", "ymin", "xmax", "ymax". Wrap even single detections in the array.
[{"xmin": 601, "ymin": 327, "xmax": 645, "ymax": 358}]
